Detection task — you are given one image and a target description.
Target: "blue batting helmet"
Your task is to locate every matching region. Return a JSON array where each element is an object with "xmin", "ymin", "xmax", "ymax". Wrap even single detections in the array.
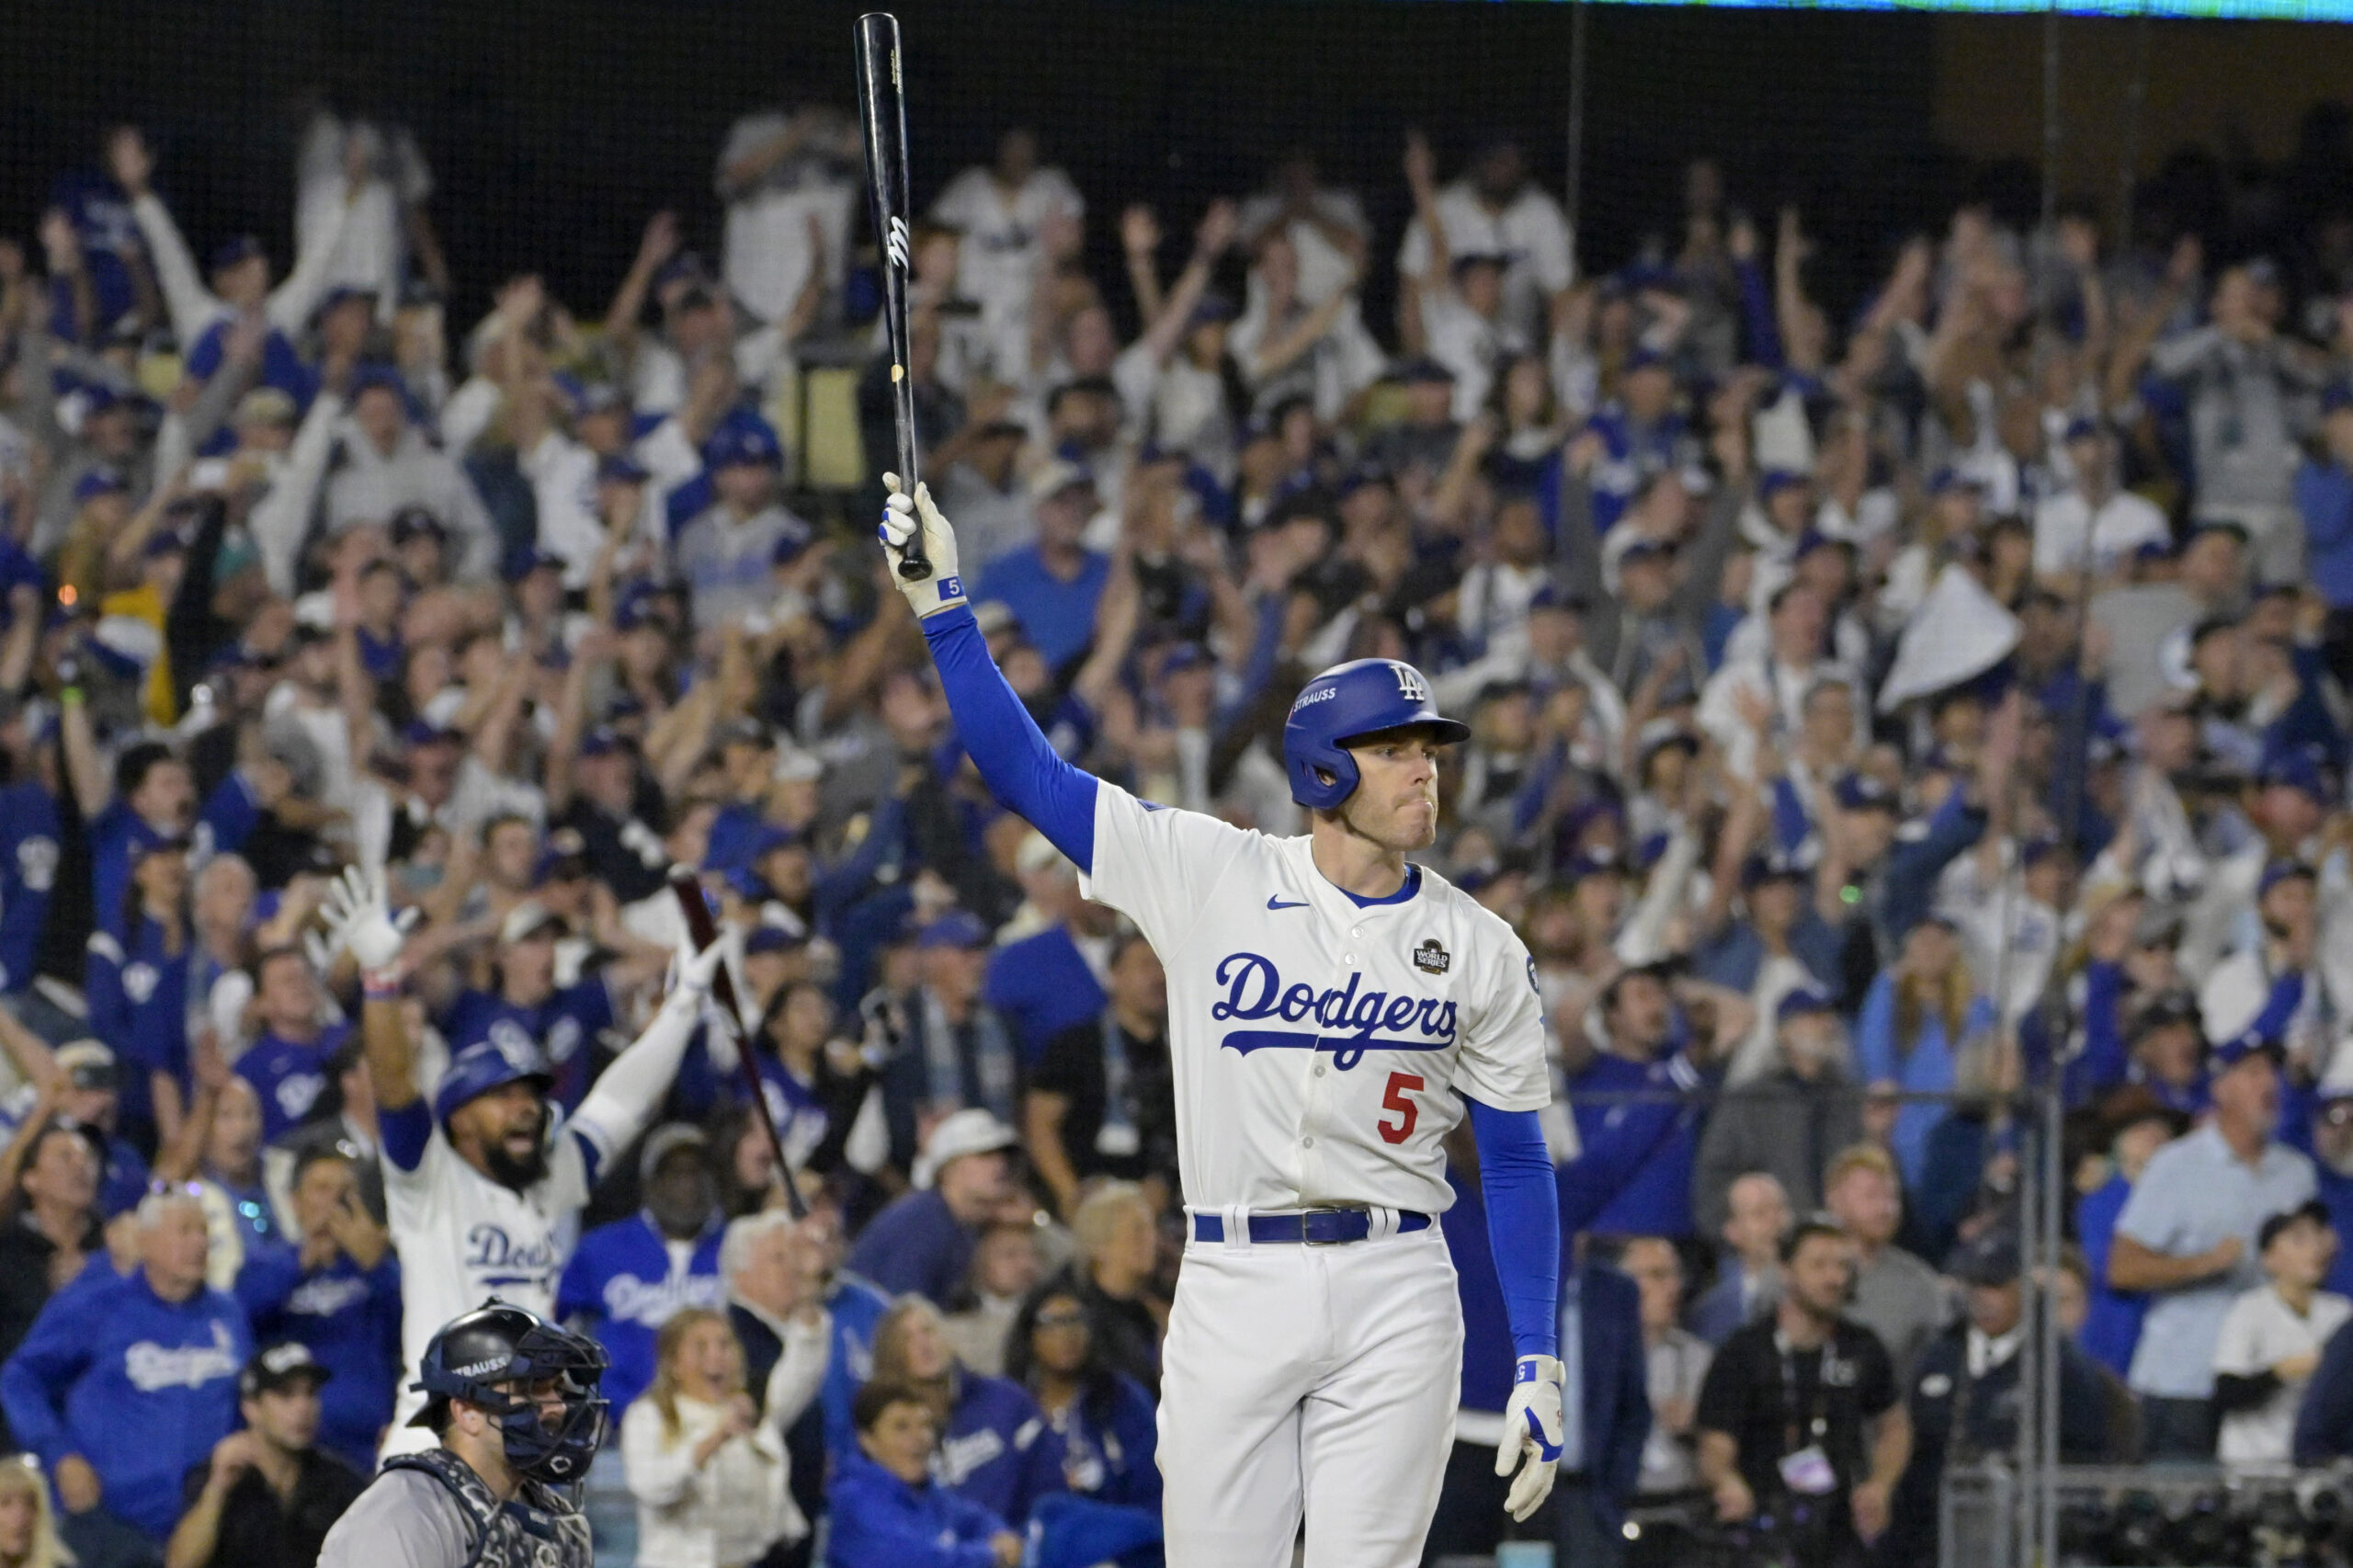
[
  {"xmin": 408, "ymin": 1298, "xmax": 608, "ymax": 1483},
  {"xmin": 434, "ymin": 1033, "xmax": 554, "ymax": 1127},
  {"xmin": 1282, "ymin": 659, "xmax": 1470, "ymax": 811}
]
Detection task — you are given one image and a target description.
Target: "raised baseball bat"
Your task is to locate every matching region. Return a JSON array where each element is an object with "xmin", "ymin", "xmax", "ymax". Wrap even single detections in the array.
[
  {"xmin": 668, "ymin": 872, "xmax": 808, "ymax": 1220},
  {"xmin": 855, "ymin": 11, "xmax": 932, "ymax": 582}
]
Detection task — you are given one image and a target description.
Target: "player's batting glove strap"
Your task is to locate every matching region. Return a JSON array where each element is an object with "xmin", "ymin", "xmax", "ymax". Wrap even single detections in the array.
[
  {"xmin": 1497, "ymin": 1354, "xmax": 1565, "ymax": 1522},
  {"xmin": 879, "ymin": 474, "xmax": 965, "ymax": 619}
]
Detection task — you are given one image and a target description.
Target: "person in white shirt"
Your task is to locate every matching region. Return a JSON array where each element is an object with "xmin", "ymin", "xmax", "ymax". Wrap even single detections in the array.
[
  {"xmin": 1235, "ymin": 149, "xmax": 1370, "ymax": 308},
  {"xmin": 1402, "ymin": 135, "xmax": 1527, "ymax": 421},
  {"xmin": 621, "ymin": 1306, "xmax": 810, "ymax": 1568},
  {"xmin": 1395, "ymin": 132, "xmax": 1574, "ymax": 345},
  {"xmin": 295, "ymin": 108, "xmax": 446, "ymax": 311},
  {"xmin": 1697, "ymin": 583, "xmax": 1859, "ymax": 779},
  {"xmin": 2033, "ymin": 418, "xmax": 2170, "ymax": 585},
  {"xmin": 715, "ymin": 105, "xmax": 860, "ymax": 329},
  {"xmin": 2211, "ymin": 1199, "xmax": 2350, "ymax": 1464},
  {"xmin": 931, "ymin": 129, "xmax": 1086, "ymax": 386}
]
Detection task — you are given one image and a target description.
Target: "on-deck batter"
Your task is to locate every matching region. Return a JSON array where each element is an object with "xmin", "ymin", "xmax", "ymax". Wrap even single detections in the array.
[{"xmin": 879, "ymin": 476, "xmax": 1564, "ymax": 1568}]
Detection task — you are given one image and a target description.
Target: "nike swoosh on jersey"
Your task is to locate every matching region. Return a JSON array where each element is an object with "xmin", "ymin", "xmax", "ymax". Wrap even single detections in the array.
[
  {"xmin": 1221, "ymin": 1029, "xmax": 1451, "ymax": 1070},
  {"xmin": 1266, "ymin": 896, "xmax": 1309, "ymax": 910}
]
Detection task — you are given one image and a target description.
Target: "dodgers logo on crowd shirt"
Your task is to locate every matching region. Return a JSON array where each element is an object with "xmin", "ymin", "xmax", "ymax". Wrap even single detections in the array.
[{"xmin": 1209, "ymin": 952, "xmax": 1456, "ymax": 1070}]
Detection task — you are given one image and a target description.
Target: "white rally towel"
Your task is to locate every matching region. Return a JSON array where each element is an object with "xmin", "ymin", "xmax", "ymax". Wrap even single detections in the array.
[{"xmin": 1878, "ymin": 562, "xmax": 2020, "ymax": 714}]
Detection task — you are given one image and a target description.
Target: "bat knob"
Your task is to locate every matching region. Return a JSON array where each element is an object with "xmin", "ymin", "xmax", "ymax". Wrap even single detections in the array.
[{"xmin": 896, "ymin": 555, "xmax": 935, "ymax": 583}]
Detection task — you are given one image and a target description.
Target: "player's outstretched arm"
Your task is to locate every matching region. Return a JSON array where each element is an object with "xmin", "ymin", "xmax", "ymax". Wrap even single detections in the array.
[
  {"xmin": 573, "ymin": 931, "xmax": 732, "ymax": 1170},
  {"xmin": 321, "ymin": 864, "xmax": 424, "ymax": 1119},
  {"xmin": 1470, "ymin": 1096, "xmax": 1564, "ymax": 1521},
  {"xmin": 879, "ymin": 476, "xmax": 1101, "ymax": 872}
]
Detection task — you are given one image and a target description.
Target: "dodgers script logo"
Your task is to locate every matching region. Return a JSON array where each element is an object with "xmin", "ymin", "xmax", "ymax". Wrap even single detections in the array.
[{"xmin": 1211, "ymin": 952, "xmax": 1455, "ymax": 1070}]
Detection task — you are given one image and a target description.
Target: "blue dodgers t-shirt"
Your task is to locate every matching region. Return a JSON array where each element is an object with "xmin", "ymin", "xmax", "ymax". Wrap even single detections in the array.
[
  {"xmin": 0, "ymin": 779, "xmax": 60, "ymax": 994},
  {"xmin": 235, "ymin": 1024, "xmax": 354, "ymax": 1144},
  {"xmin": 555, "ymin": 1213, "xmax": 725, "ymax": 1413},
  {"xmin": 442, "ymin": 982, "xmax": 617, "ymax": 1110},
  {"xmin": 972, "ymin": 547, "xmax": 1109, "ymax": 671}
]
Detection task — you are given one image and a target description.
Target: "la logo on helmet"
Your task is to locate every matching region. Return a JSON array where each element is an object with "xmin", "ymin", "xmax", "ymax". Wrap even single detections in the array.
[{"xmin": 1392, "ymin": 664, "xmax": 1428, "ymax": 702}]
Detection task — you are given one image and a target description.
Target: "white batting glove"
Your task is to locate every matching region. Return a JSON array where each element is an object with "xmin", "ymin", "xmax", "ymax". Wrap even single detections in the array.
[
  {"xmin": 1496, "ymin": 1354, "xmax": 1564, "ymax": 1521},
  {"xmin": 665, "ymin": 928, "xmax": 734, "ymax": 1012},
  {"xmin": 320, "ymin": 864, "xmax": 418, "ymax": 975},
  {"xmin": 878, "ymin": 473, "xmax": 967, "ymax": 619}
]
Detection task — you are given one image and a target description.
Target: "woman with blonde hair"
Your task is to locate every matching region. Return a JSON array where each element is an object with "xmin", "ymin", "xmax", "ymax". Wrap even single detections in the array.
[
  {"xmin": 620, "ymin": 1308, "xmax": 805, "ymax": 1568},
  {"xmin": 1855, "ymin": 914, "xmax": 1999, "ymax": 1192},
  {"xmin": 0, "ymin": 1456, "xmax": 71, "ymax": 1568}
]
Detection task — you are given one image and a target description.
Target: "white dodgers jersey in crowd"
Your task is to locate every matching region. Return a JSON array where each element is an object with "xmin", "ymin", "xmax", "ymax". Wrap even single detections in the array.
[{"xmin": 1080, "ymin": 782, "xmax": 1549, "ymax": 1216}]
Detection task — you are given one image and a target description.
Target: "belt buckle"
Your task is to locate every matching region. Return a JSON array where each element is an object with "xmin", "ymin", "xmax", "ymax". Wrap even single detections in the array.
[{"xmin": 1300, "ymin": 1207, "xmax": 1353, "ymax": 1245}]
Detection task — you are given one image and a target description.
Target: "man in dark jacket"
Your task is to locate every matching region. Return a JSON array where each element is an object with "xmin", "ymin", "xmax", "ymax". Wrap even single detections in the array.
[
  {"xmin": 1693, "ymin": 988, "xmax": 1863, "ymax": 1235},
  {"xmin": 1885, "ymin": 1232, "xmax": 2109, "ymax": 1564}
]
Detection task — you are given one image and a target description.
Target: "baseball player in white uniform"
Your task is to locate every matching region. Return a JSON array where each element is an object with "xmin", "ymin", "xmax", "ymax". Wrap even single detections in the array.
[
  {"xmin": 879, "ymin": 477, "xmax": 1565, "ymax": 1566},
  {"xmin": 319, "ymin": 866, "xmax": 729, "ymax": 1453}
]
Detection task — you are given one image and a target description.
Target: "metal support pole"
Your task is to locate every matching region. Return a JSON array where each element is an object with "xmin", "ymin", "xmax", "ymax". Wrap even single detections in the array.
[
  {"xmin": 1565, "ymin": 0, "xmax": 1587, "ymax": 267},
  {"xmin": 2115, "ymin": 6, "xmax": 2153, "ymax": 242},
  {"xmin": 2040, "ymin": 0, "xmax": 2063, "ymax": 233}
]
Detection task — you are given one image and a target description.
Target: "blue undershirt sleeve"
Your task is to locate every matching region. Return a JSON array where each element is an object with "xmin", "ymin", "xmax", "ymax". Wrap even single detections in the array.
[
  {"xmin": 920, "ymin": 602, "xmax": 1099, "ymax": 873},
  {"xmin": 1468, "ymin": 1096, "xmax": 1561, "ymax": 1361}
]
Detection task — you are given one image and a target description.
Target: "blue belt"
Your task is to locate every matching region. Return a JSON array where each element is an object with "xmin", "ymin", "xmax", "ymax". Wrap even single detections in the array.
[{"xmin": 1190, "ymin": 1208, "xmax": 1432, "ymax": 1245}]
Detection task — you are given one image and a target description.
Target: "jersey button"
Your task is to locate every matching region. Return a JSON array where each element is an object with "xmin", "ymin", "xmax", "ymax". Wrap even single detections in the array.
[
  {"xmin": 1313, "ymin": 1064, "xmax": 1326, "ymax": 1077},
  {"xmin": 1342, "ymin": 953, "xmax": 1356, "ymax": 965},
  {"xmin": 1301, "ymin": 1136, "xmax": 1314, "ymax": 1148},
  {"xmin": 1350, "ymin": 927, "xmax": 1363, "ymax": 938}
]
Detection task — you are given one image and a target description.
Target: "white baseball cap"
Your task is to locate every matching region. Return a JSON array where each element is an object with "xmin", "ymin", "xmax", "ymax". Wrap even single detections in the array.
[{"xmin": 913, "ymin": 1108, "xmax": 1017, "ymax": 1190}]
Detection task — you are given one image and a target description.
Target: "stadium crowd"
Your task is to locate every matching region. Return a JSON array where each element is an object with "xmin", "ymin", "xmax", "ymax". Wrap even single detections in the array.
[{"xmin": 0, "ymin": 85, "xmax": 2349, "ymax": 1568}]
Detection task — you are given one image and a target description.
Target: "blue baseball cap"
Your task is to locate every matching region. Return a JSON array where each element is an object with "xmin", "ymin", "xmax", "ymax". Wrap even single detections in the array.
[
  {"xmin": 2325, "ymin": 381, "xmax": 2353, "ymax": 417},
  {"xmin": 1835, "ymin": 771, "xmax": 1898, "ymax": 812},
  {"xmin": 1759, "ymin": 469, "xmax": 1809, "ymax": 501},
  {"xmin": 597, "ymin": 453, "xmax": 650, "ymax": 486},
  {"xmin": 1743, "ymin": 852, "xmax": 1807, "ymax": 890},
  {"xmin": 347, "ymin": 363, "xmax": 411, "ymax": 403},
  {"xmin": 401, "ymin": 719, "xmax": 461, "ymax": 749},
  {"xmin": 1394, "ymin": 357, "xmax": 1456, "ymax": 386},
  {"xmin": 745, "ymin": 824, "xmax": 801, "ymax": 864},
  {"xmin": 744, "ymin": 925, "xmax": 804, "ymax": 957},
  {"xmin": 2063, "ymin": 415, "xmax": 2108, "ymax": 444},
  {"xmin": 2258, "ymin": 858, "xmax": 2317, "ymax": 900},
  {"xmin": 1928, "ymin": 467, "xmax": 1985, "ymax": 497},
  {"xmin": 771, "ymin": 519, "xmax": 815, "ymax": 568},
  {"xmin": 73, "ymin": 469, "xmax": 127, "ymax": 503},
  {"xmin": 209, "ymin": 234, "xmax": 265, "ymax": 273},
  {"xmin": 2211, "ymin": 1029, "xmax": 2286, "ymax": 1074},
  {"xmin": 915, "ymin": 910, "xmax": 990, "ymax": 950},
  {"xmin": 506, "ymin": 549, "xmax": 565, "ymax": 583},
  {"xmin": 434, "ymin": 1035, "xmax": 555, "ymax": 1127},
  {"xmin": 577, "ymin": 726, "xmax": 627, "ymax": 758},
  {"xmin": 2258, "ymin": 749, "xmax": 2331, "ymax": 802},
  {"xmin": 703, "ymin": 415, "xmax": 784, "ymax": 472},
  {"xmin": 1777, "ymin": 987, "xmax": 1836, "ymax": 1025},
  {"xmin": 1560, "ymin": 850, "xmax": 1629, "ymax": 886}
]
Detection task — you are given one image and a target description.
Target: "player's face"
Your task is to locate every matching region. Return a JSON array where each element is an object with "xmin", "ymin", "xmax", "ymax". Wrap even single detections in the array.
[
  {"xmin": 1337, "ymin": 731, "xmax": 1446, "ymax": 851},
  {"xmin": 458, "ymin": 1083, "xmax": 551, "ymax": 1187}
]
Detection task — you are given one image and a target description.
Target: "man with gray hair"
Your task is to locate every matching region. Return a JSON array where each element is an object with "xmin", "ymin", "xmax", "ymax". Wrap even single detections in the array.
[
  {"xmin": 726, "ymin": 1200, "xmax": 891, "ymax": 1466},
  {"xmin": 1, "ymin": 1186, "xmax": 250, "ymax": 1546}
]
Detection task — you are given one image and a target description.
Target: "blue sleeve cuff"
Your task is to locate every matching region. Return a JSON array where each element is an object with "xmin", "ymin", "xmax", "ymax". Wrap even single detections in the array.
[
  {"xmin": 381, "ymin": 1101, "xmax": 433, "ymax": 1170},
  {"xmin": 1469, "ymin": 1097, "xmax": 1561, "ymax": 1361}
]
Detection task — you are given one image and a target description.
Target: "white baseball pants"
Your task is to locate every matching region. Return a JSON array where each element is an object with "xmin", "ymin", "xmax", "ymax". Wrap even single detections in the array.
[{"xmin": 1157, "ymin": 1218, "xmax": 1464, "ymax": 1568}]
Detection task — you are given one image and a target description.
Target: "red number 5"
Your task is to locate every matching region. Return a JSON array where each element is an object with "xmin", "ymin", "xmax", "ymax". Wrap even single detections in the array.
[{"xmin": 1378, "ymin": 1072, "xmax": 1424, "ymax": 1144}]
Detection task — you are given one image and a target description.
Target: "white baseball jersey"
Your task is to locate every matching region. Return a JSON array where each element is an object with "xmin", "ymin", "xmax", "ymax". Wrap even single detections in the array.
[
  {"xmin": 380, "ymin": 1112, "xmax": 602, "ymax": 1440},
  {"xmin": 1080, "ymin": 782, "xmax": 1549, "ymax": 1216}
]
